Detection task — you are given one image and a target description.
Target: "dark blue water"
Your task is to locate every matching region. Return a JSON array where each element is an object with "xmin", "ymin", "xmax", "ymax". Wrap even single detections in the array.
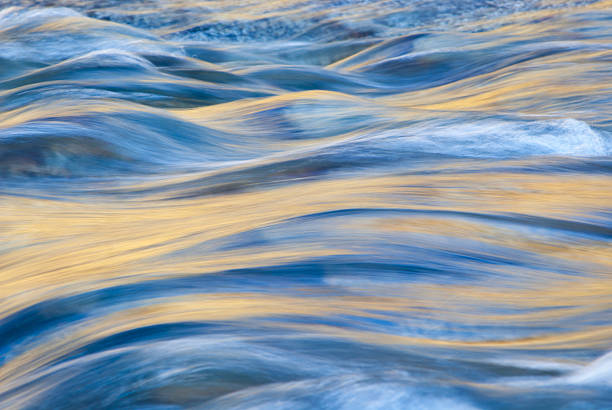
[{"xmin": 0, "ymin": 1, "xmax": 611, "ymax": 409}]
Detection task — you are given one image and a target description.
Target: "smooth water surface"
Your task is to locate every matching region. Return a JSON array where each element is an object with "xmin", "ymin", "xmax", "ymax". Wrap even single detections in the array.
[{"xmin": 0, "ymin": 0, "xmax": 611, "ymax": 408}]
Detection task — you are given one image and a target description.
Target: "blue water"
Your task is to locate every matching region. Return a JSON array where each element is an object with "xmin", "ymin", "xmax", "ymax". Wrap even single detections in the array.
[{"xmin": 0, "ymin": 1, "xmax": 611, "ymax": 409}]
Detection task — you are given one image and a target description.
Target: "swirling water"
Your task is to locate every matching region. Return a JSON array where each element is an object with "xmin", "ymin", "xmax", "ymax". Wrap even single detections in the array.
[{"xmin": 0, "ymin": 0, "xmax": 611, "ymax": 408}]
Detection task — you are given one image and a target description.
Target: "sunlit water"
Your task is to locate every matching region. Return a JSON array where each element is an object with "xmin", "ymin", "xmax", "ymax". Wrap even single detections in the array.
[{"xmin": 1, "ymin": 0, "xmax": 611, "ymax": 408}]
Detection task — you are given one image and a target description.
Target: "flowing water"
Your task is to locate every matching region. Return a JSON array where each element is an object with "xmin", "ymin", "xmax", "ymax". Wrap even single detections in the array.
[{"xmin": 1, "ymin": 0, "xmax": 612, "ymax": 408}]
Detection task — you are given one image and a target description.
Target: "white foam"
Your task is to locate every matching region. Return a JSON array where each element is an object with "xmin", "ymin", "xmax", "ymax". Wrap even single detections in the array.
[
  {"xmin": 0, "ymin": 6, "xmax": 81, "ymax": 28},
  {"xmin": 0, "ymin": 7, "xmax": 182, "ymax": 65},
  {"xmin": 489, "ymin": 358, "xmax": 582, "ymax": 372},
  {"xmin": 565, "ymin": 351, "xmax": 612, "ymax": 386},
  {"xmin": 208, "ymin": 374, "xmax": 481, "ymax": 410},
  {"xmin": 363, "ymin": 118, "xmax": 610, "ymax": 158}
]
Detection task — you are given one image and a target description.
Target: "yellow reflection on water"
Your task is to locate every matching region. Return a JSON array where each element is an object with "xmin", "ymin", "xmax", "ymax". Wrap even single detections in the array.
[{"xmin": 2, "ymin": 170, "xmax": 610, "ymax": 332}]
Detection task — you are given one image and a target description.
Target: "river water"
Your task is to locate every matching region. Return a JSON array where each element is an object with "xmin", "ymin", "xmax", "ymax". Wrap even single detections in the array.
[{"xmin": 0, "ymin": 1, "xmax": 611, "ymax": 409}]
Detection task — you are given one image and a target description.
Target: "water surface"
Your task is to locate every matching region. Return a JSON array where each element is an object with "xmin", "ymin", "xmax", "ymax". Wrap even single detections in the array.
[{"xmin": 1, "ymin": 0, "xmax": 611, "ymax": 408}]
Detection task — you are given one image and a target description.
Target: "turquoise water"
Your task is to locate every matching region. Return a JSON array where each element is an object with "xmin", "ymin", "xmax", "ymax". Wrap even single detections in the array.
[{"xmin": 0, "ymin": 1, "xmax": 611, "ymax": 408}]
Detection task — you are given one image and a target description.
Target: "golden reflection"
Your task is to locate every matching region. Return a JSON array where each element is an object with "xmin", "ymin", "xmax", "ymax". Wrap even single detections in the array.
[
  {"xmin": 2, "ymin": 171, "xmax": 611, "ymax": 305},
  {"xmin": 2, "ymin": 170, "xmax": 610, "ymax": 337}
]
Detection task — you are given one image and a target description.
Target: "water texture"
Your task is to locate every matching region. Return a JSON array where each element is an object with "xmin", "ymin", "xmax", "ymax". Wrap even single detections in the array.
[{"xmin": 0, "ymin": 0, "xmax": 611, "ymax": 408}]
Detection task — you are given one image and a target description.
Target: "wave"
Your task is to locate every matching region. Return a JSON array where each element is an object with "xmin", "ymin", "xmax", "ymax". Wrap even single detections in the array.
[
  {"xmin": 0, "ymin": 5, "xmax": 610, "ymax": 179},
  {"xmin": 0, "ymin": 98, "xmax": 248, "ymax": 177}
]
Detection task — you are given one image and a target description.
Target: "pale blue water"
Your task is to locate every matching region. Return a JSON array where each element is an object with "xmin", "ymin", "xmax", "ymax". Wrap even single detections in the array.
[{"xmin": 0, "ymin": 1, "xmax": 611, "ymax": 409}]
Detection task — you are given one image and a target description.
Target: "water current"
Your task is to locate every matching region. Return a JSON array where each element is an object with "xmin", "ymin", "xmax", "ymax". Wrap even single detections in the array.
[{"xmin": 0, "ymin": 0, "xmax": 611, "ymax": 408}]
